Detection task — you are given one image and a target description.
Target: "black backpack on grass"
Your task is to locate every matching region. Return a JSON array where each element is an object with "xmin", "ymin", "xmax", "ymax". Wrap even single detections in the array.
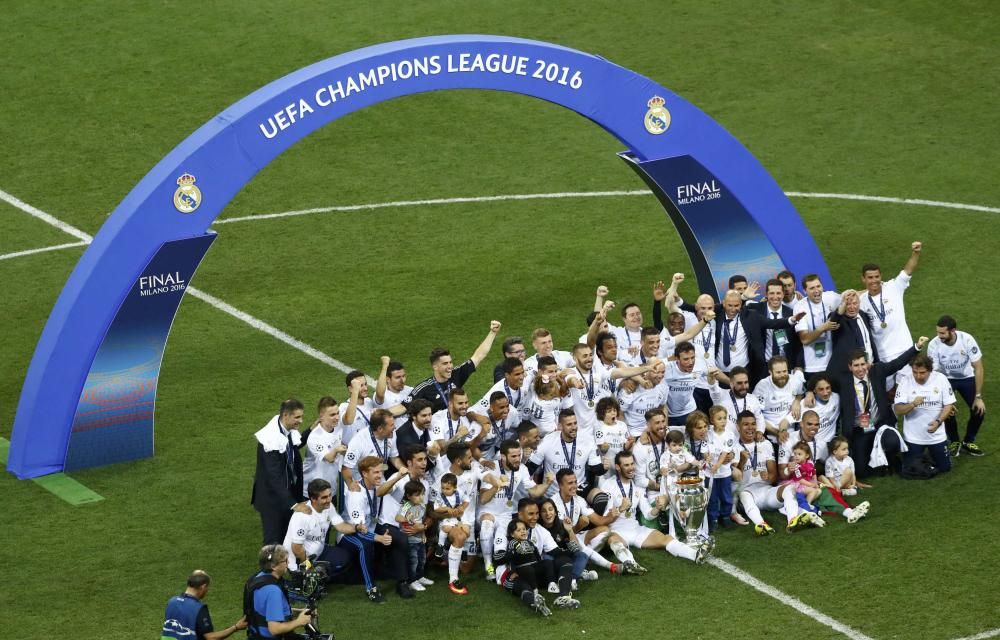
[{"xmin": 900, "ymin": 459, "xmax": 938, "ymax": 480}]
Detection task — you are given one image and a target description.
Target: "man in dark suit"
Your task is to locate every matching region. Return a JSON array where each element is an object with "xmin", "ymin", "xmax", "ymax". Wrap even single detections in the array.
[
  {"xmin": 828, "ymin": 289, "xmax": 882, "ymax": 377},
  {"xmin": 835, "ymin": 337, "xmax": 929, "ymax": 478},
  {"xmin": 251, "ymin": 399, "xmax": 307, "ymax": 545},
  {"xmin": 395, "ymin": 398, "xmax": 437, "ymax": 470},
  {"xmin": 747, "ymin": 279, "xmax": 805, "ymax": 373},
  {"xmin": 713, "ymin": 290, "xmax": 803, "ymax": 384}
]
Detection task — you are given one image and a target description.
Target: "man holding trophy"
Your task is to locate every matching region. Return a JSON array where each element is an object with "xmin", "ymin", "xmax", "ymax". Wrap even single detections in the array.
[{"xmin": 598, "ymin": 450, "xmax": 710, "ymax": 565}]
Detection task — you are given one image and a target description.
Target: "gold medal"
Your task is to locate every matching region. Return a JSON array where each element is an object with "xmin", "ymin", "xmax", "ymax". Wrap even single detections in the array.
[
  {"xmin": 751, "ymin": 470, "xmax": 758, "ymax": 477},
  {"xmin": 880, "ymin": 322, "xmax": 887, "ymax": 329},
  {"xmin": 587, "ymin": 400, "xmax": 595, "ymax": 408},
  {"xmin": 730, "ymin": 345, "xmax": 737, "ymax": 352},
  {"xmin": 506, "ymin": 499, "xmax": 513, "ymax": 508}
]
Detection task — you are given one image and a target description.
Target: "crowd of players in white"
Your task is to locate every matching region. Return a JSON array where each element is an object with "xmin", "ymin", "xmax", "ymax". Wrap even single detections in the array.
[{"xmin": 270, "ymin": 241, "xmax": 986, "ymax": 614}]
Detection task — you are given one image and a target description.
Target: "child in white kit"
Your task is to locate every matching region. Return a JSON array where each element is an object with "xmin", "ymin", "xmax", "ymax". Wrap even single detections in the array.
[
  {"xmin": 595, "ymin": 397, "xmax": 631, "ymax": 480},
  {"xmin": 659, "ymin": 429, "xmax": 696, "ymax": 492},
  {"xmin": 821, "ymin": 436, "xmax": 871, "ymax": 496}
]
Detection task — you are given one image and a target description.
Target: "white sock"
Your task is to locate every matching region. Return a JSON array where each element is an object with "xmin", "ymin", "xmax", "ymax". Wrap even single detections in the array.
[
  {"xmin": 480, "ymin": 520, "xmax": 495, "ymax": 567},
  {"xmin": 448, "ymin": 545, "xmax": 463, "ymax": 582},
  {"xmin": 666, "ymin": 539, "xmax": 697, "ymax": 561},
  {"xmin": 739, "ymin": 491, "xmax": 764, "ymax": 526},
  {"xmin": 587, "ymin": 531, "xmax": 609, "ymax": 552},
  {"xmin": 843, "ymin": 508, "xmax": 854, "ymax": 519},
  {"xmin": 781, "ymin": 486, "xmax": 800, "ymax": 523},
  {"xmin": 582, "ymin": 545, "xmax": 612, "ymax": 569},
  {"xmin": 609, "ymin": 540, "xmax": 635, "ymax": 563},
  {"xmin": 438, "ymin": 529, "xmax": 448, "ymax": 547}
]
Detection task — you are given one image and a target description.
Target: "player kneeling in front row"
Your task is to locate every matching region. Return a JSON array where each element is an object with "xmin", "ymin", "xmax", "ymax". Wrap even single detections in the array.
[{"xmin": 600, "ymin": 450, "xmax": 711, "ymax": 564}]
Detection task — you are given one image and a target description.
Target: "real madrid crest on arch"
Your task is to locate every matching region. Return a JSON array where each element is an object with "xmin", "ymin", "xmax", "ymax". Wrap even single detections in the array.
[
  {"xmin": 172, "ymin": 173, "xmax": 202, "ymax": 213},
  {"xmin": 644, "ymin": 95, "xmax": 671, "ymax": 135}
]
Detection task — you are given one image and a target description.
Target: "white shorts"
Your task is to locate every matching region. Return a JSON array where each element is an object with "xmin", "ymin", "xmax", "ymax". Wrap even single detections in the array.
[
  {"xmin": 741, "ymin": 482, "xmax": 782, "ymax": 511},
  {"xmin": 611, "ymin": 520, "xmax": 657, "ymax": 547}
]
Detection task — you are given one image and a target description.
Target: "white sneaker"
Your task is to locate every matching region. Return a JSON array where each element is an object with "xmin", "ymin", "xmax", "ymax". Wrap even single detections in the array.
[
  {"xmin": 855, "ymin": 501, "xmax": 871, "ymax": 518},
  {"xmin": 409, "ymin": 580, "xmax": 426, "ymax": 591},
  {"xmin": 547, "ymin": 582, "xmax": 560, "ymax": 594},
  {"xmin": 580, "ymin": 570, "xmax": 599, "ymax": 581},
  {"xmin": 811, "ymin": 514, "xmax": 826, "ymax": 528},
  {"xmin": 844, "ymin": 508, "xmax": 862, "ymax": 524},
  {"xmin": 418, "ymin": 577, "xmax": 434, "ymax": 586},
  {"xmin": 571, "ymin": 579, "xmax": 578, "ymax": 591}
]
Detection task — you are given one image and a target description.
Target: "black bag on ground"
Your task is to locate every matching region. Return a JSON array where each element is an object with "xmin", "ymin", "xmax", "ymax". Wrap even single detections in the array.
[{"xmin": 900, "ymin": 459, "xmax": 938, "ymax": 480}]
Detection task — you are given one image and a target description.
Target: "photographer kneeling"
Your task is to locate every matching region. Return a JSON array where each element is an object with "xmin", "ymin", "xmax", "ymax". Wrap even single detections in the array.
[{"xmin": 244, "ymin": 545, "xmax": 314, "ymax": 639}]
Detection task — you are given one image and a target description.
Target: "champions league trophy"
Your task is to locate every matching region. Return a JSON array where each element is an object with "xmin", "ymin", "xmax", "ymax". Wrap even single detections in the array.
[{"xmin": 666, "ymin": 469, "xmax": 715, "ymax": 551}]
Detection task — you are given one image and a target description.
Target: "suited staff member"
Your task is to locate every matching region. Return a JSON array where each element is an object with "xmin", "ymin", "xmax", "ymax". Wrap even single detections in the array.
[
  {"xmin": 827, "ymin": 289, "xmax": 881, "ymax": 376},
  {"xmin": 710, "ymin": 290, "xmax": 801, "ymax": 384},
  {"xmin": 747, "ymin": 279, "xmax": 804, "ymax": 371},
  {"xmin": 161, "ymin": 571, "xmax": 246, "ymax": 640},
  {"xmin": 836, "ymin": 337, "xmax": 929, "ymax": 478},
  {"xmin": 252, "ymin": 399, "xmax": 308, "ymax": 545}
]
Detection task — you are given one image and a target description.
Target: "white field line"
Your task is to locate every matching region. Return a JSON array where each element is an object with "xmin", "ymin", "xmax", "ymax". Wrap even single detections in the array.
[
  {"xmin": 7, "ymin": 189, "xmax": 999, "ymax": 261},
  {"xmin": 213, "ymin": 189, "xmax": 1000, "ymax": 225},
  {"xmin": 708, "ymin": 557, "xmax": 876, "ymax": 640},
  {"xmin": 5, "ymin": 184, "xmax": 997, "ymax": 639},
  {"xmin": 0, "ymin": 241, "xmax": 88, "ymax": 261},
  {"xmin": 951, "ymin": 629, "xmax": 1000, "ymax": 640},
  {"xmin": 0, "ymin": 188, "xmax": 93, "ymax": 242},
  {"xmin": 0, "ymin": 187, "xmax": 366, "ymax": 381}
]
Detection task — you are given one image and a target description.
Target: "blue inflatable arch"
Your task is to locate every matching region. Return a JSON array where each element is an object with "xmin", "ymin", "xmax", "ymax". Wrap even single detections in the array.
[{"xmin": 8, "ymin": 35, "xmax": 832, "ymax": 478}]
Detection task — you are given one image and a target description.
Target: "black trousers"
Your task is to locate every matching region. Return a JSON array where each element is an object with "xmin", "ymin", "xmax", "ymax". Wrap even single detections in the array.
[
  {"xmin": 375, "ymin": 523, "xmax": 414, "ymax": 583},
  {"xmin": 850, "ymin": 426, "xmax": 901, "ymax": 479},
  {"xmin": 258, "ymin": 507, "xmax": 292, "ymax": 546}
]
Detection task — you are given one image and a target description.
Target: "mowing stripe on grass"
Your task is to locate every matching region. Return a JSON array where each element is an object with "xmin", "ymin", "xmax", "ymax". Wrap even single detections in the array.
[
  {"xmin": 0, "ymin": 437, "xmax": 104, "ymax": 504},
  {"xmin": 708, "ymin": 557, "xmax": 876, "ymax": 640}
]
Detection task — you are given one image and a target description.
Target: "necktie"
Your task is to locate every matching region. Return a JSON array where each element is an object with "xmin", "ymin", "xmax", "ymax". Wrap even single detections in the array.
[
  {"xmin": 770, "ymin": 312, "xmax": 780, "ymax": 359},
  {"xmin": 286, "ymin": 433, "xmax": 297, "ymax": 486},
  {"xmin": 859, "ymin": 379, "xmax": 871, "ymax": 417},
  {"xmin": 722, "ymin": 320, "xmax": 732, "ymax": 367}
]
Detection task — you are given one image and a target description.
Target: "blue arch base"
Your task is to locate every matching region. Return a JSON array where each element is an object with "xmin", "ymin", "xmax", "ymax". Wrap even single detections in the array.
[{"xmin": 8, "ymin": 35, "xmax": 832, "ymax": 479}]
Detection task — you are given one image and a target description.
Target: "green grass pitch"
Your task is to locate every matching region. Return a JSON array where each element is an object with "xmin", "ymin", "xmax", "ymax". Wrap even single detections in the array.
[{"xmin": 1, "ymin": 2, "xmax": 998, "ymax": 639}]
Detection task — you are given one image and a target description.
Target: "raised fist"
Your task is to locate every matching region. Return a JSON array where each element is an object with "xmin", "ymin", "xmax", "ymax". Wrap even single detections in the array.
[
  {"xmin": 490, "ymin": 320, "xmax": 502, "ymax": 333},
  {"xmin": 596, "ymin": 285, "xmax": 609, "ymax": 297}
]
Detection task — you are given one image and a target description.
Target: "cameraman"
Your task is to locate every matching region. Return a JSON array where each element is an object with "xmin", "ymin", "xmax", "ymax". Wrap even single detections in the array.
[
  {"xmin": 245, "ymin": 545, "xmax": 313, "ymax": 639},
  {"xmin": 162, "ymin": 570, "xmax": 246, "ymax": 640}
]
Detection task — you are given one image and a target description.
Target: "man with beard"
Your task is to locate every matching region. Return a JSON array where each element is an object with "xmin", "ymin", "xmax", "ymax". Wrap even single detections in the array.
[
  {"xmin": 429, "ymin": 388, "xmax": 484, "ymax": 455},
  {"xmin": 599, "ymin": 451, "xmax": 709, "ymax": 564},
  {"xmin": 469, "ymin": 391, "xmax": 518, "ymax": 460},
  {"xmin": 528, "ymin": 410, "xmax": 604, "ymax": 500},
  {"xmin": 803, "ymin": 374, "xmax": 841, "ymax": 446},
  {"xmin": 431, "ymin": 443, "xmax": 502, "ymax": 594},
  {"xmin": 474, "ymin": 357, "xmax": 529, "ymax": 423},
  {"xmin": 928, "ymin": 315, "xmax": 986, "ymax": 457},
  {"xmin": 662, "ymin": 342, "xmax": 708, "ymax": 427},
  {"xmin": 753, "ymin": 356, "xmax": 806, "ymax": 444},
  {"xmin": 395, "ymin": 399, "xmax": 435, "ymax": 459},
  {"xmin": 733, "ymin": 412, "xmax": 820, "ymax": 535},
  {"xmin": 480, "ymin": 440, "xmax": 553, "ymax": 579},
  {"xmin": 342, "ymin": 409, "xmax": 402, "ymax": 490},
  {"xmin": 707, "ymin": 366, "xmax": 765, "ymax": 438},
  {"xmin": 566, "ymin": 342, "xmax": 663, "ymax": 437}
]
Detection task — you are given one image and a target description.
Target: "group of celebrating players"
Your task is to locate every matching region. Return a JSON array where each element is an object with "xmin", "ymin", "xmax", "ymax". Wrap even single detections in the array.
[{"xmin": 246, "ymin": 240, "xmax": 987, "ymax": 626}]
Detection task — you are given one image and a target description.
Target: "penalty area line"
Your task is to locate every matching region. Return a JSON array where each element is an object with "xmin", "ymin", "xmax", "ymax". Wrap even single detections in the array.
[{"xmin": 708, "ymin": 557, "xmax": 875, "ymax": 640}]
